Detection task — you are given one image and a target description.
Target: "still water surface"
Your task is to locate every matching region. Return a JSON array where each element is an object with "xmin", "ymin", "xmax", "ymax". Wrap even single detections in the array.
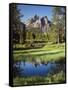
[{"xmin": 13, "ymin": 61, "xmax": 65, "ymax": 77}]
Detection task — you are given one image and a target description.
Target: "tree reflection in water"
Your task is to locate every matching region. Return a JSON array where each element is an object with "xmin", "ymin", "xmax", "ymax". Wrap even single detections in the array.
[{"xmin": 32, "ymin": 57, "xmax": 41, "ymax": 67}]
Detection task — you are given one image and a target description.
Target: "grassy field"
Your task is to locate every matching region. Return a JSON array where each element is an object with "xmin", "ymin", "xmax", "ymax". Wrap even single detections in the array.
[{"xmin": 13, "ymin": 43, "xmax": 65, "ymax": 62}]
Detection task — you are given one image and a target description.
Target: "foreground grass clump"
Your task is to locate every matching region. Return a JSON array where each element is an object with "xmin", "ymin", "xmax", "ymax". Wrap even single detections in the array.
[{"xmin": 13, "ymin": 70, "xmax": 66, "ymax": 86}]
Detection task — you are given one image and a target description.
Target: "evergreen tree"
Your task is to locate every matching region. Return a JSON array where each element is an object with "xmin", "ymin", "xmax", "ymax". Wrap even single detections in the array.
[{"xmin": 52, "ymin": 7, "xmax": 65, "ymax": 43}]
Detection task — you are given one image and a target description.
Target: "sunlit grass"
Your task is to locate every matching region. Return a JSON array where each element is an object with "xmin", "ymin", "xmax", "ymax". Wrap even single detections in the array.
[
  {"xmin": 13, "ymin": 43, "xmax": 65, "ymax": 62},
  {"xmin": 13, "ymin": 43, "xmax": 65, "ymax": 54}
]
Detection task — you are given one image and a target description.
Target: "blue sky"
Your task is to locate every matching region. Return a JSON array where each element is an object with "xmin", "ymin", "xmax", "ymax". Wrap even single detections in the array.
[{"xmin": 18, "ymin": 5, "xmax": 53, "ymax": 23}]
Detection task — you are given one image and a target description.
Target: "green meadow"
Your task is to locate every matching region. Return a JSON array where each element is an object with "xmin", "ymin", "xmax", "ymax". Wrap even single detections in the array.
[{"xmin": 13, "ymin": 43, "xmax": 65, "ymax": 63}]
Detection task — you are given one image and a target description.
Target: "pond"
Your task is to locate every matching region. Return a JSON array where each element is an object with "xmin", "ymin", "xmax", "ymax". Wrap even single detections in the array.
[{"xmin": 13, "ymin": 59, "xmax": 65, "ymax": 77}]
